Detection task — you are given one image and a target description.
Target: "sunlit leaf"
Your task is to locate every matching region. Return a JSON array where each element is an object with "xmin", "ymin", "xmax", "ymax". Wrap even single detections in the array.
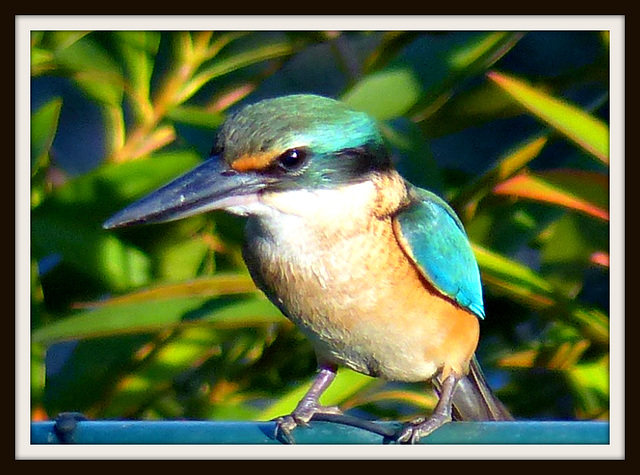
[
  {"xmin": 105, "ymin": 325, "xmax": 223, "ymax": 418},
  {"xmin": 342, "ymin": 68, "xmax": 422, "ymax": 120},
  {"xmin": 31, "ymin": 98, "xmax": 62, "ymax": 169},
  {"xmin": 32, "ymin": 295, "xmax": 283, "ymax": 345},
  {"xmin": 31, "ymin": 342, "xmax": 46, "ymax": 412},
  {"xmin": 487, "ymin": 71, "xmax": 609, "ymax": 164},
  {"xmin": 257, "ymin": 369, "xmax": 375, "ymax": 421},
  {"xmin": 77, "ymin": 274, "xmax": 258, "ymax": 308},
  {"xmin": 46, "ymin": 31, "xmax": 91, "ymax": 51},
  {"xmin": 590, "ymin": 251, "xmax": 609, "ymax": 268},
  {"xmin": 166, "ymin": 105, "xmax": 226, "ymax": 129},
  {"xmin": 180, "ymin": 40, "xmax": 300, "ymax": 104},
  {"xmin": 113, "ymin": 31, "xmax": 161, "ymax": 122},
  {"xmin": 448, "ymin": 32, "xmax": 524, "ymax": 73},
  {"xmin": 493, "ymin": 169, "xmax": 609, "ymax": 221},
  {"xmin": 54, "ymin": 34, "xmax": 125, "ymax": 106},
  {"xmin": 567, "ymin": 355, "xmax": 609, "ymax": 418}
]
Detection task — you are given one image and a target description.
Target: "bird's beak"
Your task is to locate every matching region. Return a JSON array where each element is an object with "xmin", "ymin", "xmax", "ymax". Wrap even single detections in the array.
[{"xmin": 103, "ymin": 155, "xmax": 264, "ymax": 229}]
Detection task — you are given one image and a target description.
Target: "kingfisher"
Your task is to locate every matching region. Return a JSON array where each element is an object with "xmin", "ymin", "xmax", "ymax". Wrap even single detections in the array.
[{"xmin": 104, "ymin": 94, "xmax": 512, "ymax": 443}]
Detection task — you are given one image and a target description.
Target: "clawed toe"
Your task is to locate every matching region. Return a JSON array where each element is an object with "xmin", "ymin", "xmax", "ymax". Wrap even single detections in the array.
[
  {"xmin": 273, "ymin": 404, "xmax": 343, "ymax": 443},
  {"xmin": 274, "ymin": 415, "xmax": 301, "ymax": 444},
  {"xmin": 396, "ymin": 413, "xmax": 451, "ymax": 444}
]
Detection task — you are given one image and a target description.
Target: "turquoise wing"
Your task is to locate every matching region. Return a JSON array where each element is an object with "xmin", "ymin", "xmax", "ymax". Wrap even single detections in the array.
[{"xmin": 394, "ymin": 186, "xmax": 485, "ymax": 319}]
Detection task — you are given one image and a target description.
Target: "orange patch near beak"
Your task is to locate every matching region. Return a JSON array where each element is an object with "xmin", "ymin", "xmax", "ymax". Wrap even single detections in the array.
[{"xmin": 231, "ymin": 152, "xmax": 277, "ymax": 172}]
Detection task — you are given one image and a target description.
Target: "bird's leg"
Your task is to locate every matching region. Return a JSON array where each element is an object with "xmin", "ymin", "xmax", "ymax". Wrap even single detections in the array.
[
  {"xmin": 396, "ymin": 373, "xmax": 459, "ymax": 444},
  {"xmin": 274, "ymin": 364, "xmax": 342, "ymax": 443}
]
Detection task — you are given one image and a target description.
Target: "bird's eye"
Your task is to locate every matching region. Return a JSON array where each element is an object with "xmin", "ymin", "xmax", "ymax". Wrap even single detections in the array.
[{"xmin": 277, "ymin": 148, "xmax": 308, "ymax": 171}]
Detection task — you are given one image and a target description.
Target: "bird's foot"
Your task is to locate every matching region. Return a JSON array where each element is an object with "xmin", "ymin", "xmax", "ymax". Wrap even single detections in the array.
[
  {"xmin": 395, "ymin": 412, "xmax": 451, "ymax": 444},
  {"xmin": 274, "ymin": 399, "xmax": 343, "ymax": 444}
]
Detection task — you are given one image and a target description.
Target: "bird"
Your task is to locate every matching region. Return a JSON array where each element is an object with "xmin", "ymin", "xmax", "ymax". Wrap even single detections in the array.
[{"xmin": 103, "ymin": 94, "xmax": 512, "ymax": 444}]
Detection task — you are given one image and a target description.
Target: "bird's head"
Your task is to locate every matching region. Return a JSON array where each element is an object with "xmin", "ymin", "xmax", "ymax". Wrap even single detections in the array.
[{"xmin": 103, "ymin": 94, "xmax": 392, "ymax": 229}]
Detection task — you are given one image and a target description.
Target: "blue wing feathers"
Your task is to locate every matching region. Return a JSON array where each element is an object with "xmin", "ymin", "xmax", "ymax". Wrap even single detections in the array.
[{"xmin": 395, "ymin": 186, "xmax": 485, "ymax": 319}]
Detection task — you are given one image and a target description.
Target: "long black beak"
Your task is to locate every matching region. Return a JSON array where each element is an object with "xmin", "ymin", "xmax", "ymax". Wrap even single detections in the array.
[{"xmin": 103, "ymin": 156, "xmax": 264, "ymax": 229}]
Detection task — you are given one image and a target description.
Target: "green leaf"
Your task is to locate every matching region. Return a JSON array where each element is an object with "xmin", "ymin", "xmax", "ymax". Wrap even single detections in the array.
[
  {"xmin": 166, "ymin": 105, "xmax": 226, "ymax": 129},
  {"xmin": 47, "ymin": 31, "xmax": 91, "ymax": 51},
  {"xmin": 257, "ymin": 369, "xmax": 375, "ymax": 421},
  {"xmin": 32, "ymin": 213, "xmax": 152, "ymax": 291},
  {"xmin": 342, "ymin": 68, "xmax": 422, "ymax": 120},
  {"xmin": 46, "ymin": 150, "xmax": 202, "ymax": 209},
  {"xmin": 103, "ymin": 325, "xmax": 226, "ymax": 418},
  {"xmin": 567, "ymin": 355, "xmax": 609, "ymax": 418},
  {"xmin": 113, "ymin": 31, "xmax": 161, "ymax": 121},
  {"xmin": 52, "ymin": 33, "xmax": 124, "ymax": 106},
  {"xmin": 31, "ymin": 98, "xmax": 62, "ymax": 170},
  {"xmin": 539, "ymin": 214, "xmax": 608, "ymax": 295},
  {"xmin": 487, "ymin": 71, "xmax": 609, "ymax": 164},
  {"xmin": 83, "ymin": 274, "xmax": 258, "ymax": 308},
  {"xmin": 473, "ymin": 243, "xmax": 609, "ymax": 344},
  {"xmin": 408, "ymin": 32, "xmax": 524, "ymax": 121},
  {"xmin": 448, "ymin": 32, "xmax": 525, "ymax": 73},
  {"xmin": 32, "ymin": 295, "xmax": 283, "ymax": 345},
  {"xmin": 473, "ymin": 243, "xmax": 556, "ymax": 309},
  {"xmin": 31, "ymin": 151, "xmax": 203, "ymax": 290},
  {"xmin": 179, "ymin": 40, "xmax": 300, "ymax": 104},
  {"xmin": 31, "ymin": 342, "xmax": 46, "ymax": 407}
]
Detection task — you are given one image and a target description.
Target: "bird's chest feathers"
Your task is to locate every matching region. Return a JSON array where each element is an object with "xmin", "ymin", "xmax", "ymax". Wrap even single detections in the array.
[
  {"xmin": 244, "ymin": 178, "xmax": 410, "ymax": 319},
  {"xmin": 242, "ymin": 177, "xmax": 477, "ymax": 381},
  {"xmin": 246, "ymin": 180, "xmax": 390, "ymax": 298},
  {"xmin": 244, "ymin": 179, "xmax": 425, "ymax": 368}
]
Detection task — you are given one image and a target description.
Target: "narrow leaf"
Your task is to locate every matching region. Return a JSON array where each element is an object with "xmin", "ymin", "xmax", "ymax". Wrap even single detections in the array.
[
  {"xmin": 451, "ymin": 134, "xmax": 549, "ymax": 212},
  {"xmin": 487, "ymin": 71, "xmax": 609, "ymax": 164},
  {"xmin": 31, "ymin": 98, "xmax": 63, "ymax": 169},
  {"xmin": 76, "ymin": 274, "xmax": 259, "ymax": 308},
  {"xmin": 257, "ymin": 369, "xmax": 374, "ymax": 421},
  {"xmin": 32, "ymin": 295, "xmax": 283, "ymax": 345},
  {"xmin": 493, "ymin": 170, "xmax": 609, "ymax": 221},
  {"xmin": 180, "ymin": 41, "xmax": 299, "ymax": 103}
]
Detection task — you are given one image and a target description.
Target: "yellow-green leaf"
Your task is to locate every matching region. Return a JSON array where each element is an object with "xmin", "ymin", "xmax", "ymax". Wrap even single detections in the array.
[
  {"xmin": 31, "ymin": 98, "xmax": 62, "ymax": 169},
  {"xmin": 77, "ymin": 274, "xmax": 259, "ymax": 308},
  {"xmin": 487, "ymin": 71, "xmax": 609, "ymax": 164},
  {"xmin": 257, "ymin": 369, "xmax": 375, "ymax": 421},
  {"xmin": 342, "ymin": 68, "xmax": 422, "ymax": 120}
]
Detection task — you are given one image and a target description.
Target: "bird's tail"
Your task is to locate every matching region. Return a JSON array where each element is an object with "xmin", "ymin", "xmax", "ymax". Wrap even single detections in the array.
[{"xmin": 438, "ymin": 355, "xmax": 513, "ymax": 421}]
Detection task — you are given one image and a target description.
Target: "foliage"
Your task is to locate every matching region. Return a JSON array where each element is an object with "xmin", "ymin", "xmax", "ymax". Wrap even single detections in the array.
[{"xmin": 30, "ymin": 31, "xmax": 610, "ymax": 424}]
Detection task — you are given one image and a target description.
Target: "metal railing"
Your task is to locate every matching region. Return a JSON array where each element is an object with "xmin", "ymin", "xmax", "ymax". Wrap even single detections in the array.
[{"xmin": 31, "ymin": 415, "xmax": 609, "ymax": 445}]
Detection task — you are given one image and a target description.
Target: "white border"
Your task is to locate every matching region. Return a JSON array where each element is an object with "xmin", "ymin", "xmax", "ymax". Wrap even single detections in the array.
[{"xmin": 17, "ymin": 15, "xmax": 624, "ymax": 460}]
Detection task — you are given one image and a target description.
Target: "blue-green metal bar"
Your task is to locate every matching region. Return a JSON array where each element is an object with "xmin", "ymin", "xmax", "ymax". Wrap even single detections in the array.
[{"xmin": 31, "ymin": 419, "xmax": 609, "ymax": 445}]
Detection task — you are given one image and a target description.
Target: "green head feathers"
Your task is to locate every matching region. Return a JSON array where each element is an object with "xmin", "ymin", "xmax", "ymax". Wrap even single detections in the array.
[{"xmin": 217, "ymin": 94, "xmax": 391, "ymax": 188}]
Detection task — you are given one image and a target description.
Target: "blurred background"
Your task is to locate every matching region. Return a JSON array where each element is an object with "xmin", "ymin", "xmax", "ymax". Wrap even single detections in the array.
[{"xmin": 30, "ymin": 30, "xmax": 610, "ymax": 425}]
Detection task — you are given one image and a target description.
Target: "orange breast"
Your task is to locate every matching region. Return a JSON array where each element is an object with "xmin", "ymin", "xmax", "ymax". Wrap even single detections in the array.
[{"xmin": 243, "ymin": 187, "xmax": 480, "ymax": 382}]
